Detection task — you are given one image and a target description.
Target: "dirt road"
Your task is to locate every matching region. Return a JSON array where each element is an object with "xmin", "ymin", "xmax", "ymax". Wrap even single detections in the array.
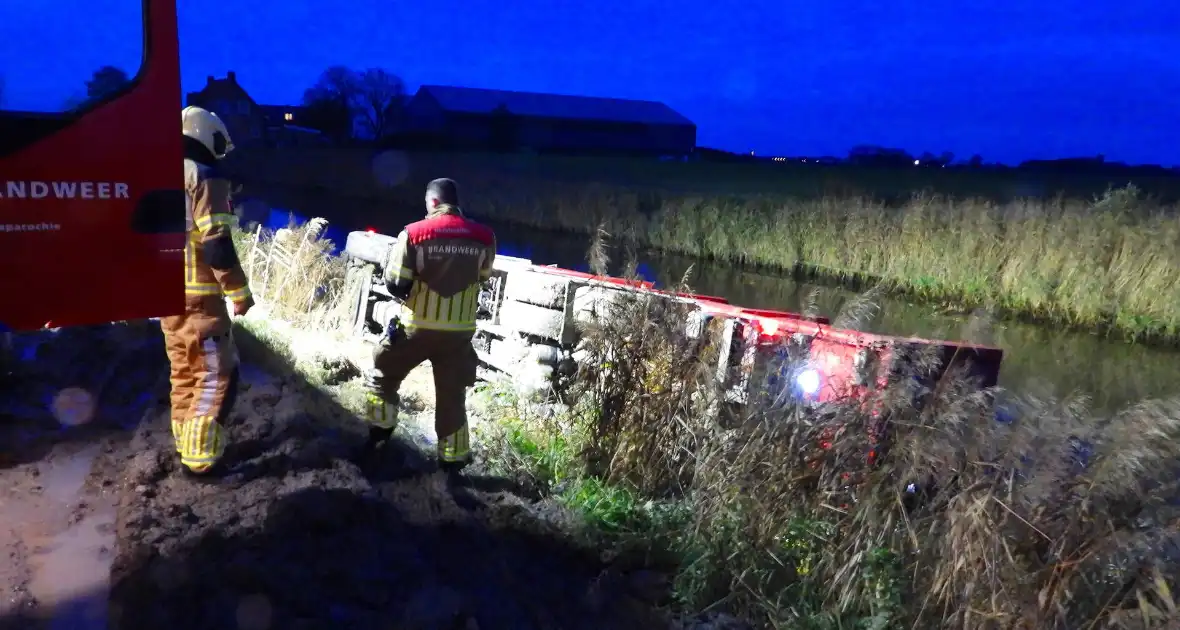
[{"xmin": 1, "ymin": 322, "xmax": 682, "ymax": 630}]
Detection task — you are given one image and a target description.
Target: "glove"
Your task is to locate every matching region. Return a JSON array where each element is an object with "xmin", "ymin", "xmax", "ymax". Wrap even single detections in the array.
[
  {"xmin": 233, "ymin": 295, "xmax": 255, "ymax": 317},
  {"xmin": 385, "ymin": 315, "xmax": 405, "ymax": 343}
]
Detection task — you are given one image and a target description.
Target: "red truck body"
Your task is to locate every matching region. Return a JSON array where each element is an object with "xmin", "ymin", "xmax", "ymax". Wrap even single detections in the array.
[{"xmin": 0, "ymin": 0, "xmax": 185, "ymax": 332}]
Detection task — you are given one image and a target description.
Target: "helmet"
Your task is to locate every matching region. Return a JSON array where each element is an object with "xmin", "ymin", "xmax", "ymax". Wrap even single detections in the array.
[{"xmin": 181, "ymin": 106, "xmax": 234, "ymax": 159}]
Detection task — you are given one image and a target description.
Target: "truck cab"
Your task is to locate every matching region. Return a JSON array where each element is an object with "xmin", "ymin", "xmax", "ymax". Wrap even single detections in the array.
[{"xmin": 0, "ymin": 0, "xmax": 185, "ymax": 332}]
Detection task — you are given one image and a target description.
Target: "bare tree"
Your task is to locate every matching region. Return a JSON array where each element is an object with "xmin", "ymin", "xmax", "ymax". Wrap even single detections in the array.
[
  {"xmin": 302, "ymin": 66, "xmax": 406, "ymax": 141},
  {"xmin": 354, "ymin": 68, "xmax": 405, "ymax": 140}
]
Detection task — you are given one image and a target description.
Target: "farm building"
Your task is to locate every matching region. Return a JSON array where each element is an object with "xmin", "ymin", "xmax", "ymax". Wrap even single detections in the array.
[
  {"xmin": 186, "ymin": 73, "xmax": 326, "ymax": 148},
  {"xmin": 185, "ymin": 72, "xmax": 264, "ymax": 145},
  {"xmin": 402, "ymin": 85, "xmax": 696, "ymax": 156}
]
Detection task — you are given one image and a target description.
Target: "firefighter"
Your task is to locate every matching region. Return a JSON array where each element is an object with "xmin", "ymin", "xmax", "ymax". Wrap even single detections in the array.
[
  {"xmin": 364, "ymin": 178, "xmax": 496, "ymax": 471},
  {"xmin": 161, "ymin": 106, "xmax": 254, "ymax": 476}
]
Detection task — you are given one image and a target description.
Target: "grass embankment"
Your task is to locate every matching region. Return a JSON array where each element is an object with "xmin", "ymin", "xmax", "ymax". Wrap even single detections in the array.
[
  {"xmin": 476, "ymin": 185, "xmax": 1180, "ymax": 344},
  {"xmin": 240, "ymin": 221, "xmax": 1180, "ymax": 629}
]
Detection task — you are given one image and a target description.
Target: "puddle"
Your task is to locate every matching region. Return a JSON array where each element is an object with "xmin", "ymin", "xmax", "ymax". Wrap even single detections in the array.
[
  {"xmin": 26, "ymin": 506, "xmax": 116, "ymax": 629},
  {"xmin": 2, "ymin": 443, "xmax": 117, "ymax": 629},
  {"xmin": 38, "ymin": 444, "xmax": 99, "ymax": 505}
]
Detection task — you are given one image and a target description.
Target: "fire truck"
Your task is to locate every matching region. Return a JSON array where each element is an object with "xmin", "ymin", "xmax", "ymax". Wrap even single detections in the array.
[{"xmin": 0, "ymin": 0, "xmax": 185, "ymax": 334}]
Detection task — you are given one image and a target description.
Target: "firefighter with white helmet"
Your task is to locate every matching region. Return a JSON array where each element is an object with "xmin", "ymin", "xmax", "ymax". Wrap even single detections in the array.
[{"xmin": 160, "ymin": 106, "xmax": 253, "ymax": 476}]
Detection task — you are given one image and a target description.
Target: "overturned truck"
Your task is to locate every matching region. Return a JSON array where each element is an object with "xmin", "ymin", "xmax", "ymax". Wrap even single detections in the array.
[{"xmin": 339, "ymin": 229, "xmax": 1005, "ymax": 407}]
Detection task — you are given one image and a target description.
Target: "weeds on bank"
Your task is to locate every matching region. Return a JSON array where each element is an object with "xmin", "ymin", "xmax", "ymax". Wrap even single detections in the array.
[
  {"xmin": 232, "ymin": 217, "xmax": 348, "ymax": 328},
  {"xmin": 483, "ymin": 239, "xmax": 1180, "ymax": 629},
  {"xmin": 230, "ymin": 222, "xmax": 371, "ymax": 415}
]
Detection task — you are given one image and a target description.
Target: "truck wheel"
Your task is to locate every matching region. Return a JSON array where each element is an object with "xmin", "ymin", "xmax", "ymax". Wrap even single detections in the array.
[
  {"xmin": 342, "ymin": 263, "xmax": 374, "ymax": 335},
  {"xmin": 498, "ymin": 300, "xmax": 569, "ymax": 344},
  {"xmin": 502, "ymin": 271, "xmax": 574, "ymax": 309},
  {"xmin": 344, "ymin": 231, "xmax": 398, "ymax": 265}
]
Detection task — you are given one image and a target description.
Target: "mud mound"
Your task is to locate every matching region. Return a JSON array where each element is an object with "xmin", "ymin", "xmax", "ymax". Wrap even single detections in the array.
[{"xmin": 109, "ymin": 360, "xmax": 670, "ymax": 630}]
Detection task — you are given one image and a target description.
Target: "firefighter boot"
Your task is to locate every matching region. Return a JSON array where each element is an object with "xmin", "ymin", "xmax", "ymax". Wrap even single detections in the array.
[
  {"xmin": 437, "ymin": 424, "xmax": 472, "ymax": 474},
  {"xmin": 360, "ymin": 386, "xmax": 402, "ymax": 474},
  {"xmin": 177, "ymin": 415, "xmax": 228, "ymax": 480},
  {"xmin": 363, "ymin": 390, "xmax": 400, "ymax": 442}
]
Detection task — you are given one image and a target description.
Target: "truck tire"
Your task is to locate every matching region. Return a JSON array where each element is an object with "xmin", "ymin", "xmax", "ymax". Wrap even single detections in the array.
[
  {"xmin": 345, "ymin": 231, "xmax": 398, "ymax": 266},
  {"xmin": 342, "ymin": 263, "xmax": 374, "ymax": 336},
  {"xmin": 572, "ymin": 285, "xmax": 634, "ymax": 324},
  {"xmin": 502, "ymin": 271, "xmax": 575, "ymax": 309},
  {"xmin": 497, "ymin": 300, "xmax": 570, "ymax": 344}
]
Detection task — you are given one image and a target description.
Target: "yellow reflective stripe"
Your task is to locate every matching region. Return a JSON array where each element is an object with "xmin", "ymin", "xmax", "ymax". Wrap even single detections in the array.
[
  {"xmin": 193, "ymin": 213, "xmax": 236, "ymax": 232},
  {"xmin": 171, "ymin": 419, "xmax": 182, "ymax": 453},
  {"xmin": 427, "ymin": 289, "xmax": 440, "ymax": 323},
  {"xmin": 224, "ymin": 285, "xmax": 252, "ymax": 303},
  {"xmin": 403, "ymin": 283, "xmax": 479, "ymax": 330},
  {"xmin": 364, "ymin": 393, "xmax": 399, "ymax": 429},
  {"xmin": 409, "ymin": 283, "xmax": 424, "ymax": 315},
  {"xmin": 405, "ymin": 321, "xmax": 477, "ymax": 332},
  {"xmin": 184, "ymin": 239, "xmax": 197, "ymax": 284},
  {"xmin": 438, "ymin": 424, "xmax": 470, "ymax": 462},
  {"xmin": 180, "ymin": 416, "xmax": 225, "ymax": 470},
  {"xmin": 464, "ymin": 284, "xmax": 478, "ymax": 319},
  {"xmin": 185, "ymin": 282, "xmax": 222, "ymax": 296},
  {"xmin": 388, "ymin": 265, "xmax": 413, "ymax": 281}
]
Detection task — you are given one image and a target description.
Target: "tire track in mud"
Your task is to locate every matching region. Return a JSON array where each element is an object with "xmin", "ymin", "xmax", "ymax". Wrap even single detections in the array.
[{"xmin": 106, "ymin": 342, "xmax": 673, "ymax": 630}]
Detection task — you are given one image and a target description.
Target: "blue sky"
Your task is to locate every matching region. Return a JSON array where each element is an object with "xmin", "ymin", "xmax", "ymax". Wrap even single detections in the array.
[{"xmin": 2, "ymin": 1, "xmax": 1177, "ymax": 165}]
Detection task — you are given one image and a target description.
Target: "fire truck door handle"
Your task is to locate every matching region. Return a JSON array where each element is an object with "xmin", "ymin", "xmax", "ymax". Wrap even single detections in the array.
[{"xmin": 131, "ymin": 189, "xmax": 187, "ymax": 234}]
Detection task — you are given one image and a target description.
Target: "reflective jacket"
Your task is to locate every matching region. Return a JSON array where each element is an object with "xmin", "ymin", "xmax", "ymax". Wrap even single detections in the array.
[
  {"xmin": 183, "ymin": 159, "xmax": 251, "ymax": 307},
  {"xmin": 384, "ymin": 205, "xmax": 496, "ymax": 332}
]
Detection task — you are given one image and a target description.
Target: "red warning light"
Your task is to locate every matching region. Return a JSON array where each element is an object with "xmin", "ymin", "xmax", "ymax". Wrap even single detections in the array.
[{"xmin": 366, "ymin": 227, "xmax": 377, "ymax": 233}]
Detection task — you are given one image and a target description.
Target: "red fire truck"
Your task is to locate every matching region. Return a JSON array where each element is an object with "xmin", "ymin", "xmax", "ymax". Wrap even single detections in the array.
[{"xmin": 0, "ymin": 0, "xmax": 185, "ymax": 333}]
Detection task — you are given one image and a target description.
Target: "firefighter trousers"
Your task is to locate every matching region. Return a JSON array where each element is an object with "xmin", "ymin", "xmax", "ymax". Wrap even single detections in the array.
[
  {"xmin": 365, "ymin": 328, "xmax": 479, "ymax": 463},
  {"xmin": 160, "ymin": 297, "xmax": 240, "ymax": 474}
]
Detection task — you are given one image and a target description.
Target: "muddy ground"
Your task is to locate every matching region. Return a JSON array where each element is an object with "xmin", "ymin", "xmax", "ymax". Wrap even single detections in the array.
[{"xmin": 0, "ymin": 321, "xmax": 728, "ymax": 630}]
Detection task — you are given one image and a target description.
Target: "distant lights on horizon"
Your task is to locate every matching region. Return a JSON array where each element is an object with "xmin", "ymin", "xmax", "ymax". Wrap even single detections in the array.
[{"xmin": 757, "ymin": 156, "xmax": 945, "ymax": 167}]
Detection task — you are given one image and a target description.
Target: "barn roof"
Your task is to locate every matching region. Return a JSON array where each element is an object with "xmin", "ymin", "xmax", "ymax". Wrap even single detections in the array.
[{"xmin": 415, "ymin": 85, "xmax": 694, "ymax": 127}]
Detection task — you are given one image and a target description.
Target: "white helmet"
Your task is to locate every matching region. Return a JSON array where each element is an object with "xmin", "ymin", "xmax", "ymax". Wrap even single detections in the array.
[{"xmin": 181, "ymin": 106, "xmax": 234, "ymax": 159}]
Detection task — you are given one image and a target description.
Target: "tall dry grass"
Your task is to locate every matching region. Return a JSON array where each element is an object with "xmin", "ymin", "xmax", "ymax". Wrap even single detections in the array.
[
  {"xmin": 544, "ymin": 240, "xmax": 1180, "ymax": 628},
  {"xmin": 232, "ymin": 217, "xmax": 349, "ymax": 328}
]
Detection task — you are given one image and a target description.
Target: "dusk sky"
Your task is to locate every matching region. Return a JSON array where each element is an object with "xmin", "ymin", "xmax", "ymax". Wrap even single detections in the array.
[{"xmin": 3, "ymin": 1, "xmax": 1178, "ymax": 165}]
